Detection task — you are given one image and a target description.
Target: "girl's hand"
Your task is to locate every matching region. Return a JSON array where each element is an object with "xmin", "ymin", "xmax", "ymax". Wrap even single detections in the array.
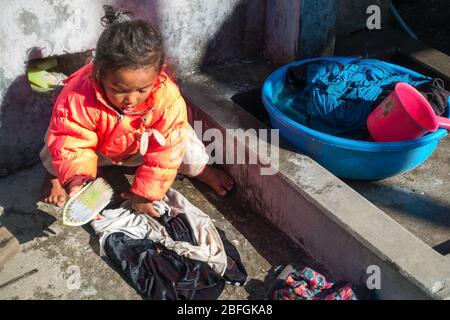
[{"xmin": 121, "ymin": 192, "xmax": 161, "ymax": 218}]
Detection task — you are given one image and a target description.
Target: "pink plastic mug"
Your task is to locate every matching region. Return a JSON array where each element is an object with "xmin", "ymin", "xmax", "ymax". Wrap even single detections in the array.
[{"xmin": 367, "ymin": 82, "xmax": 450, "ymax": 142}]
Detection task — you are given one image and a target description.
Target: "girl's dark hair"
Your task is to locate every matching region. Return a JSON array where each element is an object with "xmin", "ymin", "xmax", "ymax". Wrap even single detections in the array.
[{"xmin": 95, "ymin": 6, "xmax": 165, "ymax": 74}]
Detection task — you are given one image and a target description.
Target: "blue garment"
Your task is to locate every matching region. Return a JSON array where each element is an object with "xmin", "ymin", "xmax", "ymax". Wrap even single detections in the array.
[{"xmin": 279, "ymin": 59, "xmax": 431, "ymax": 137}]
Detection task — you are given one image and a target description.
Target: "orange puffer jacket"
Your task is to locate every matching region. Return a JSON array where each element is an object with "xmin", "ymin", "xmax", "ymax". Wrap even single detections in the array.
[{"xmin": 47, "ymin": 63, "xmax": 188, "ymax": 201}]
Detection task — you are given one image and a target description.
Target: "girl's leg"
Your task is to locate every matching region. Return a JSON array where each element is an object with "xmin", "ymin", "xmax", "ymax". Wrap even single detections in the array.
[
  {"xmin": 179, "ymin": 125, "xmax": 234, "ymax": 196},
  {"xmin": 195, "ymin": 166, "xmax": 234, "ymax": 196},
  {"xmin": 39, "ymin": 130, "xmax": 66, "ymax": 207}
]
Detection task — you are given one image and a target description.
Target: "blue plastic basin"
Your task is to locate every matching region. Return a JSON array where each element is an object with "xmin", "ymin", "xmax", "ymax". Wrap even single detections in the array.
[{"xmin": 262, "ymin": 57, "xmax": 449, "ymax": 180}]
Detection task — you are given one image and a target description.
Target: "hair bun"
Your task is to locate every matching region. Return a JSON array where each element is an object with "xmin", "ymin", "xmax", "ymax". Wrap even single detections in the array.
[{"xmin": 101, "ymin": 5, "xmax": 132, "ymax": 27}]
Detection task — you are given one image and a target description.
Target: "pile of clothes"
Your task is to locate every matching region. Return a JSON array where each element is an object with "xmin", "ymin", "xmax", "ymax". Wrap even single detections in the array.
[
  {"xmin": 280, "ymin": 58, "xmax": 450, "ymax": 139},
  {"xmin": 91, "ymin": 188, "xmax": 247, "ymax": 300},
  {"xmin": 272, "ymin": 267, "xmax": 358, "ymax": 300}
]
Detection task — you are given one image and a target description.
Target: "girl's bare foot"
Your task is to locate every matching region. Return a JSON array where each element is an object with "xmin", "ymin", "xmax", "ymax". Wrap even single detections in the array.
[
  {"xmin": 195, "ymin": 166, "xmax": 234, "ymax": 196},
  {"xmin": 40, "ymin": 173, "xmax": 66, "ymax": 207}
]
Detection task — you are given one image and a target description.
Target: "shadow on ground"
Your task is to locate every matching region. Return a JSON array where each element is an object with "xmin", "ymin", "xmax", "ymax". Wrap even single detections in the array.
[
  {"xmin": 184, "ymin": 171, "xmax": 330, "ymax": 300},
  {"xmin": 347, "ymin": 180, "xmax": 450, "ymax": 230},
  {"xmin": 0, "ymin": 209, "xmax": 56, "ymax": 245}
]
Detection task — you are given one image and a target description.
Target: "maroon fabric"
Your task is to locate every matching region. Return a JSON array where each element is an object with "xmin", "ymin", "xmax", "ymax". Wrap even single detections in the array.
[{"xmin": 63, "ymin": 175, "xmax": 94, "ymax": 193}]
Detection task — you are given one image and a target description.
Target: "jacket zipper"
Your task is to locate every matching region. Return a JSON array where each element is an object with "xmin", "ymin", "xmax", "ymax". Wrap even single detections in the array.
[
  {"xmin": 103, "ymin": 104, "xmax": 124, "ymax": 126},
  {"xmin": 101, "ymin": 105, "xmax": 125, "ymax": 160}
]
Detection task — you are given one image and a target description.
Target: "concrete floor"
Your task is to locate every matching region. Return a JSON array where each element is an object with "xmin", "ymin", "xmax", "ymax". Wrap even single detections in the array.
[
  {"xmin": 346, "ymin": 135, "xmax": 450, "ymax": 251},
  {"xmin": 0, "ymin": 163, "xmax": 325, "ymax": 300}
]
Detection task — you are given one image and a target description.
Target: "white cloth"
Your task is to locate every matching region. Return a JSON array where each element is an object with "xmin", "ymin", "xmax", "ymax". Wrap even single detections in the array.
[{"xmin": 90, "ymin": 188, "xmax": 227, "ymax": 276}]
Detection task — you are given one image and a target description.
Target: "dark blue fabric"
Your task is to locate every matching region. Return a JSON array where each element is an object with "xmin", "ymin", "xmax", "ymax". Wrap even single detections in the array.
[
  {"xmin": 104, "ymin": 232, "xmax": 225, "ymax": 300},
  {"xmin": 280, "ymin": 58, "xmax": 431, "ymax": 137},
  {"xmin": 103, "ymin": 213, "xmax": 247, "ymax": 300}
]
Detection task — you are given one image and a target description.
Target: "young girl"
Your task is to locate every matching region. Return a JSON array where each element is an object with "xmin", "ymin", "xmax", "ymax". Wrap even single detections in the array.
[{"xmin": 39, "ymin": 12, "xmax": 233, "ymax": 217}]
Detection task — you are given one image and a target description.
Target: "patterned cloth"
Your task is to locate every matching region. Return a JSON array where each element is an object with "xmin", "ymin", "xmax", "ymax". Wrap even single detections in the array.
[{"xmin": 273, "ymin": 267, "xmax": 357, "ymax": 300}]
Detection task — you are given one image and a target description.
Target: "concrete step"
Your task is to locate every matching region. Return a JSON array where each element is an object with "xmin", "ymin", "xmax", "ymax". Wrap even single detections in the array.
[{"xmin": 400, "ymin": 39, "xmax": 450, "ymax": 84}]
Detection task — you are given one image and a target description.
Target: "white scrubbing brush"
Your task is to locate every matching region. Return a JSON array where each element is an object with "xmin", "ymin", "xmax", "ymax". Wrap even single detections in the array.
[{"xmin": 62, "ymin": 178, "xmax": 114, "ymax": 226}]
